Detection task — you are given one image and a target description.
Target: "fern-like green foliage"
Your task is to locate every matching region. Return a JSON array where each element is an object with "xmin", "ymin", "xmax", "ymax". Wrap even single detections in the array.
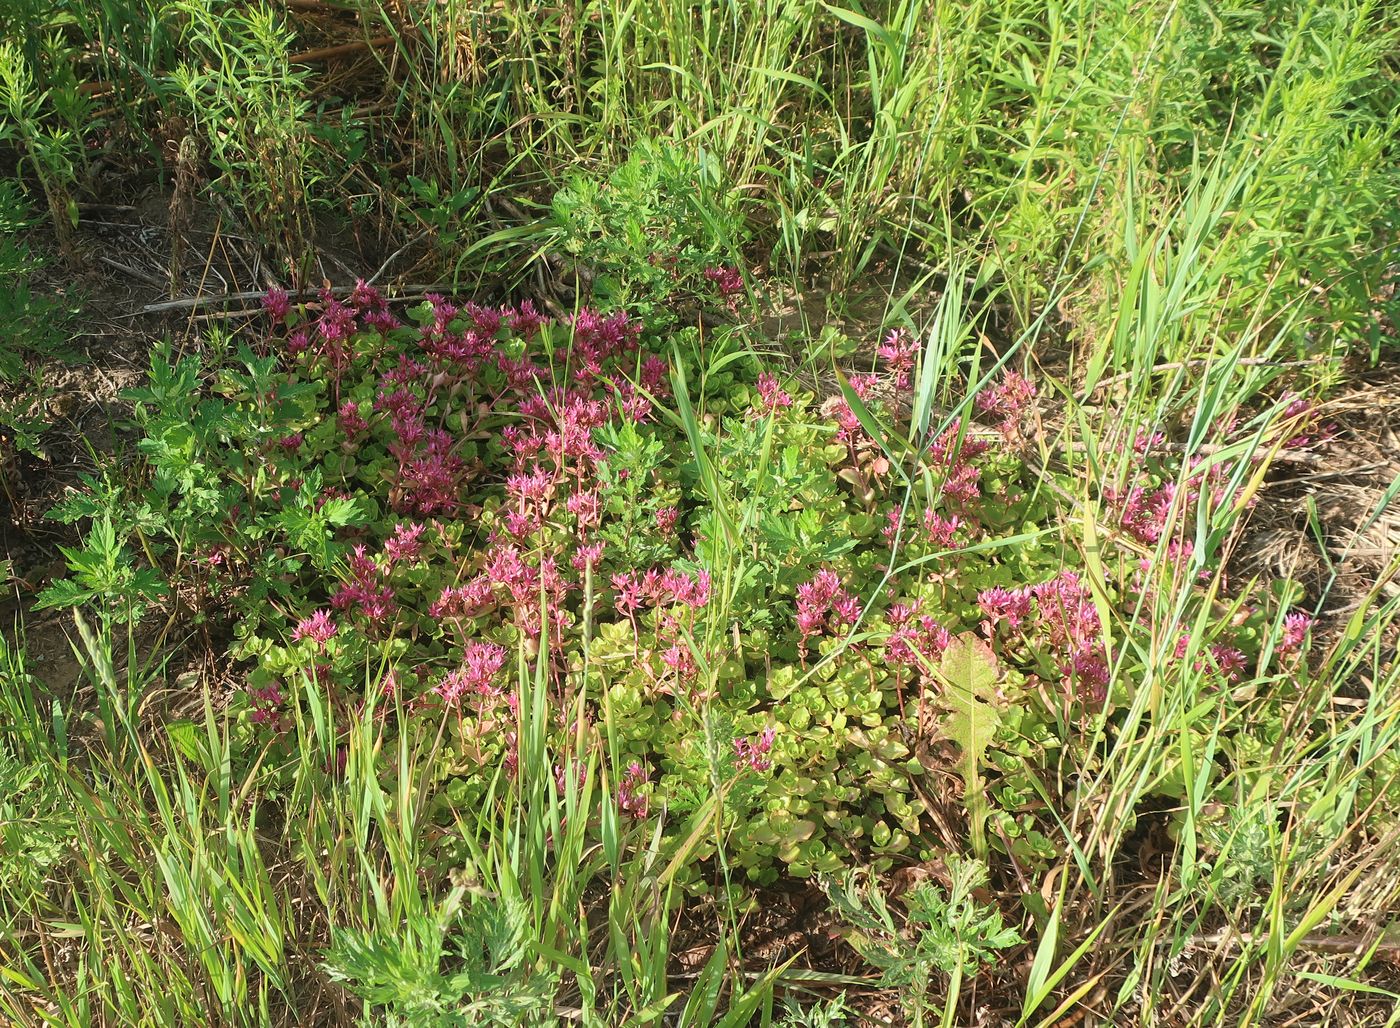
[
  {"xmin": 323, "ymin": 885, "xmax": 555, "ymax": 1026},
  {"xmin": 825, "ymin": 856, "xmax": 1021, "ymax": 1027},
  {"xmin": 34, "ymin": 516, "xmax": 168, "ymax": 625}
]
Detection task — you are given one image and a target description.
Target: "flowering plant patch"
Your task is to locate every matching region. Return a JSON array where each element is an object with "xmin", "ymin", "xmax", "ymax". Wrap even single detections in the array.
[{"xmin": 40, "ymin": 289, "xmax": 1326, "ymax": 884}]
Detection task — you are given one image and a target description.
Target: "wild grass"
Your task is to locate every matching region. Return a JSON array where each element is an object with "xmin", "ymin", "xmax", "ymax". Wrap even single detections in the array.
[{"xmin": 1, "ymin": 0, "xmax": 1399, "ymax": 1025}]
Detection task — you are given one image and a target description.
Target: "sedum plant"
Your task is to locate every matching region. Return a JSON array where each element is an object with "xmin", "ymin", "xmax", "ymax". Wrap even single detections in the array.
[{"xmin": 38, "ymin": 280, "xmax": 1329, "ymax": 896}]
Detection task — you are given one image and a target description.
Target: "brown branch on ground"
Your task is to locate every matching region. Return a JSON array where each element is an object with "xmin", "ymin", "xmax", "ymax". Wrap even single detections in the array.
[{"xmin": 290, "ymin": 34, "xmax": 395, "ymax": 65}]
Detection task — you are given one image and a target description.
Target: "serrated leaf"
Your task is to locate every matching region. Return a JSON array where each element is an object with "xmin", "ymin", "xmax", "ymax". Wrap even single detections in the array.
[
  {"xmin": 935, "ymin": 633, "xmax": 1002, "ymax": 860},
  {"xmin": 937, "ymin": 633, "xmax": 1001, "ymax": 706},
  {"xmin": 938, "ymin": 700, "xmax": 1000, "ymax": 780},
  {"xmin": 165, "ymin": 720, "xmax": 205, "ymax": 768}
]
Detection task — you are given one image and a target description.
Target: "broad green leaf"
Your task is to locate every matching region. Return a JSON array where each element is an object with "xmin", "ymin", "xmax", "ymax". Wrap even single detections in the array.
[{"xmin": 935, "ymin": 634, "xmax": 1002, "ymax": 859}]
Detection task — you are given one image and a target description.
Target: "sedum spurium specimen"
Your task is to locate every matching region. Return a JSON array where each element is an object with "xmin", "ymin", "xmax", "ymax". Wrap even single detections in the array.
[{"xmin": 42, "ymin": 283, "xmax": 1327, "ymax": 886}]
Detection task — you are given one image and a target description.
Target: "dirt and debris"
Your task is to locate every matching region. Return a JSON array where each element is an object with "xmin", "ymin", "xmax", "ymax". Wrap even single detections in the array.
[{"xmin": 1234, "ymin": 357, "xmax": 1400, "ymax": 628}]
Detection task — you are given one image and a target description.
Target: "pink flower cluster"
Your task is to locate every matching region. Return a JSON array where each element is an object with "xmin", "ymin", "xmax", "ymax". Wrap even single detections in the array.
[
  {"xmin": 1174, "ymin": 634, "xmax": 1248, "ymax": 683},
  {"xmin": 270, "ymin": 282, "xmax": 395, "ymax": 385},
  {"xmin": 882, "ymin": 508, "xmax": 963, "ymax": 548},
  {"xmin": 618, "ymin": 761, "xmax": 650, "ymax": 818},
  {"xmin": 655, "ymin": 506, "xmax": 679, "ymax": 536},
  {"xmin": 1032, "ymin": 572, "xmax": 1109, "ymax": 701},
  {"xmin": 571, "ymin": 307, "xmax": 643, "ymax": 382},
  {"xmin": 292, "ymin": 609, "xmax": 337, "ymax": 650},
  {"xmin": 331, "ymin": 545, "xmax": 397, "ymax": 625},
  {"xmin": 1110, "ymin": 453, "xmax": 1242, "ymax": 560},
  {"xmin": 1280, "ymin": 611, "xmax": 1313, "ymax": 655},
  {"xmin": 884, "ymin": 601, "xmax": 952, "ymax": 671},
  {"xmin": 269, "ymin": 284, "xmax": 672, "ymax": 523},
  {"xmin": 383, "ymin": 522, "xmax": 426, "ymax": 564},
  {"xmin": 977, "ymin": 572, "xmax": 1110, "ymax": 704},
  {"xmin": 247, "ymin": 682, "xmax": 284, "ymax": 729},
  {"xmin": 1109, "ymin": 483, "xmax": 1178, "ymax": 545},
  {"xmin": 796, "ymin": 569, "xmax": 863, "ymax": 654},
  {"xmin": 435, "ymin": 641, "xmax": 509, "ymax": 705},
  {"xmin": 823, "ymin": 396, "xmax": 861, "ymax": 444},
  {"xmin": 703, "ymin": 265, "xmax": 744, "ymax": 297},
  {"xmin": 555, "ymin": 758, "xmax": 587, "ymax": 795},
  {"xmin": 877, "ymin": 329, "xmax": 917, "ymax": 391},
  {"xmin": 976, "ymin": 370, "xmax": 1036, "ymax": 441},
  {"xmin": 734, "ymin": 727, "xmax": 776, "ymax": 772},
  {"xmin": 755, "ymin": 372, "xmax": 792, "ymax": 414},
  {"xmin": 1280, "ymin": 393, "xmax": 1337, "ymax": 449},
  {"xmin": 338, "ymin": 400, "xmax": 368, "ymax": 436},
  {"xmin": 925, "ymin": 420, "xmax": 987, "ymax": 506},
  {"xmin": 262, "ymin": 287, "xmax": 292, "ymax": 321},
  {"xmin": 611, "ymin": 566, "xmax": 712, "ymax": 617},
  {"xmin": 978, "ymin": 586, "xmax": 1033, "ymax": 632}
]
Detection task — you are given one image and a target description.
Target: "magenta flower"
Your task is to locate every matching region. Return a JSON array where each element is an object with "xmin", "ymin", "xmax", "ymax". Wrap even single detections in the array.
[
  {"xmin": 885, "ymin": 602, "xmax": 951, "ymax": 670},
  {"xmin": 395, "ymin": 430, "xmax": 466, "ymax": 515},
  {"xmin": 554, "ymin": 759, "xmax": 587, "ymax": 795},
  {"xmin": 570, "ymin": 308, "xmax": 641, "ymax": 382},
  {"xmin": 658, "ymin": 567, "xmax": 710, "ymax": 609},
  {"xmin": 435, "ymin": 641, "xmax": 509, "ymax": 705},
  {"xmin": 849, "ymin": 373, "xmax": 879, "ymax": 400},
  {"xmin": 506, "ymin": 300, "xmax": 547, "ymax": 339},
  {"xmin": 247, "ymin": 682, "xmax": 285, "ymax": 730},
  {"xmin": 882, "ymin": 509, "xmax": 903, "ymax": 542},
  {"xmin": 1279, "ymin": 612, "xmax": 1313, "ymax": 655},
  {"xmin": 330, "ymin": 545, "xmax": 397, "ymax": 625},
  {"xmin": 1208, "ymin": 643, "xmax": 1247, "ymax": 682},
  {"xmin": 292, "ymin": 609, "xmax": 337, "ymax": 649},
  {"xmin": 655, "ymin": 506, "xmax": 680, "ymax": 536},
  {"xmin": 922, "ymin": 512, "xmax": 961, "ymax": 547},
  {"xmin": 1060, "ymin": 647, "xmax": 1110, "ymax": 705},
  {"xmin": 348, "ymin": 278, "xmax": 385, "ymax": 313},
  {"xmin": 618, "ymin": 761, "xmax": 650, "ymax": 818},
  {"xmin": 975, "ymin": 370, "xmax": 1034, "ymax": 413},
  {"xmin": 977, "ymin": 586, "xmax": 1031, "ymax": 632},
  {"xmin": 566, "ymin": 489, "xmax": 602, "ymax": 527},
  {"xmin": 703, "ymin": 265, "xmax": 744, "ymax": 297},
  {"xmin": 571, "ymin": 542, "xmax": 605, "ymax": 572},
  {"xmin": 317, "ymin": 297, "xmax": 357, "ymax": 344},
  {"xmin": 640, "ymin": 354, "xmax": 671, "ymax": 398},
  {"xmin": 660, "ymin": 643, "xmax": 697, "ymax": 681},
  {"xmin": 337, "ymin": 400, "xmax": 368, "ymax": 436},
  {"xmin": 755, "ymin": 372, "xmax": 792, "ymax": 414},
  {"xmin": 1031, "ymin": 571, "xmax": 1100, "ymax": 651},
  {"xmin": 877, "ymin": 328, "xmax": 917, "ymax": 390},
  {"xmin": 1134, "ymin": 430, "xmax": 1166, "ymax": 455},
  {"xmin": 262, "ymin": 286, "xmax": 291, "ymax": 322},
  {"xmin": 796, "ymin": 569, "xmax": 862, "ymax": 650},
  {"xmin": 612, "ymin": 572, "xmax": 644, "ymax": 617},
  {"xmin": 734, "ymin": 727, "xmax": 776, "ymax": 772},
  {"xmin": 429, "ymin": 578, "xmax": 494, "ymax": 622},
  {"xmin": 503, "ymin": 510, "xmax": 536, "ymax": 538},
  {"xmin": 821, "ymin": 395, "xmax": 863, "ymax": 443},
  {"xmin": 1109, "ymin": 484, "xmax": 1175, "ymax": 545},
  {"xmin": 383, "ymin": 522, "xmax": 426, "ymax": 565}
]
